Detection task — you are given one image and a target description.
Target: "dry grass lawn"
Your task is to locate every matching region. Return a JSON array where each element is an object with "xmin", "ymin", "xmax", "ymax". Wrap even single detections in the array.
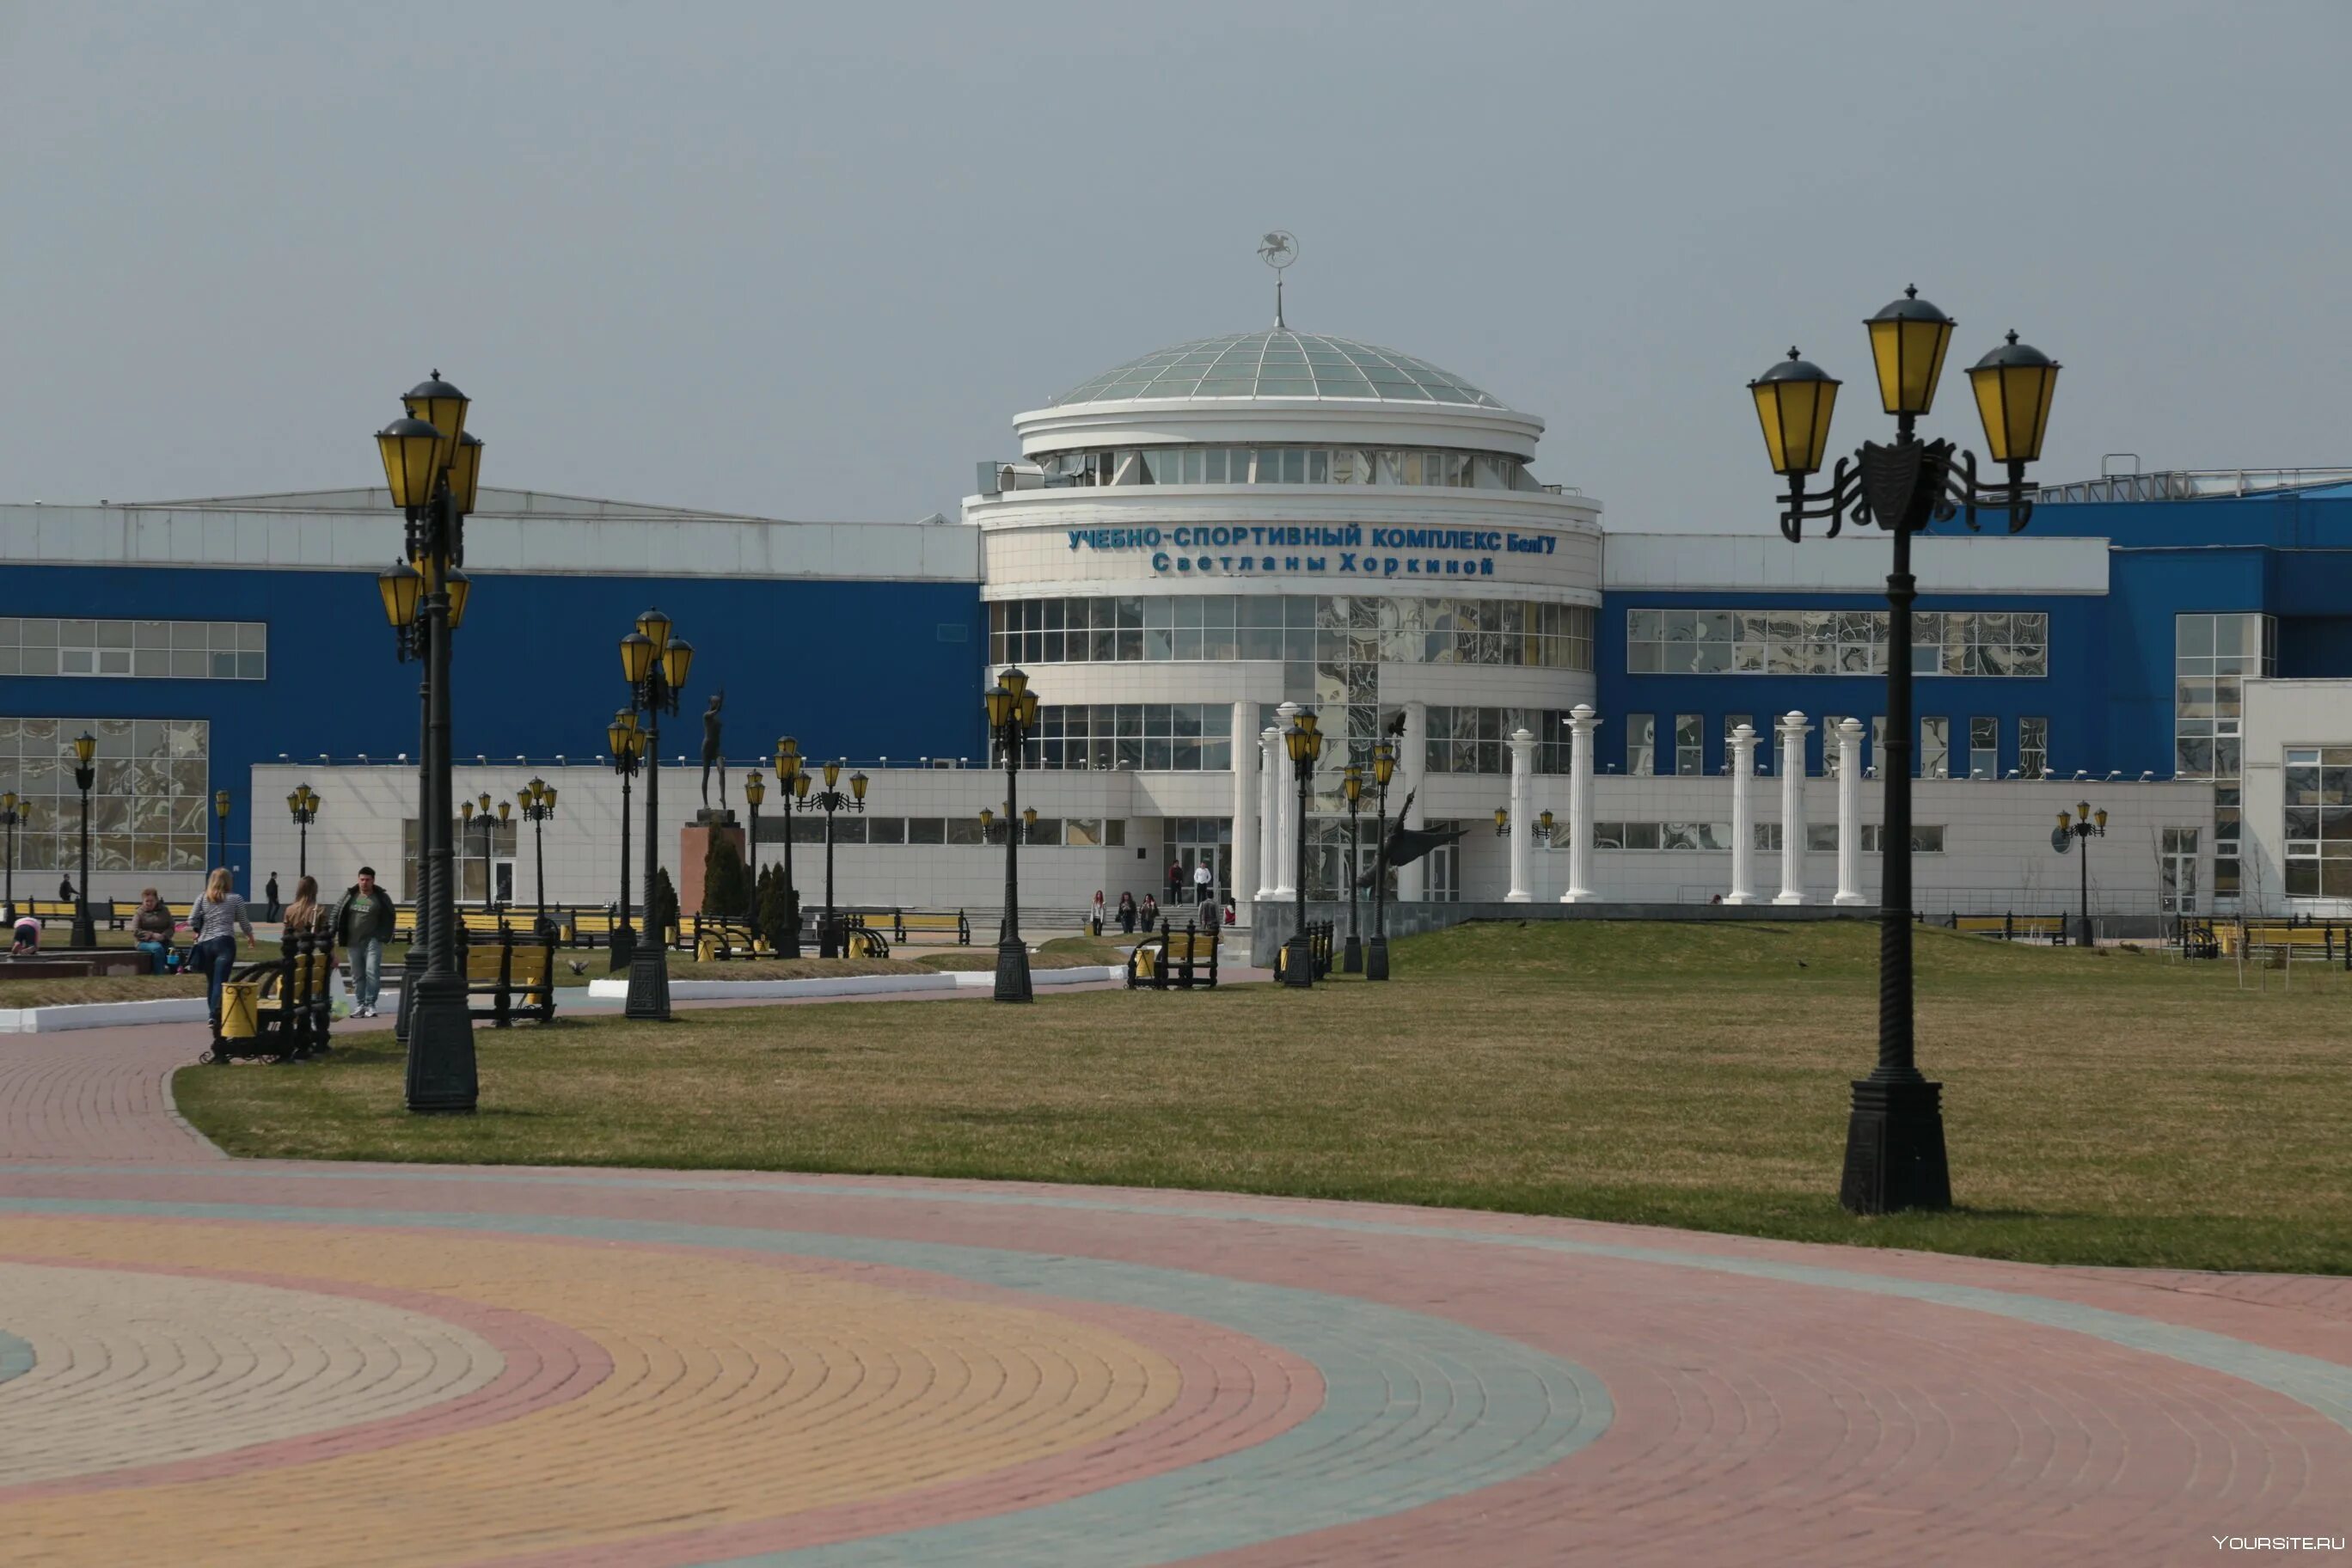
[{"xmin": 175, "ymin": 921, "xmax": 2352, "ymax": 1273}]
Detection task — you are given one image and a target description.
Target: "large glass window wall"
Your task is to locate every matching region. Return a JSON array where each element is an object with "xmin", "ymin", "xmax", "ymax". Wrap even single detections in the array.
[
  {"xmin": 1624, "ymin": 608, "xmax": 2047, "ymax": 677},
  {"xmin": 1034, "ymin": 446, "xmax": 1542, "ymax": 491},
  {"xmin": 2176, "ymin": 612, "xmax": 2273, "ymax": 900},
  {"xmin": 0, "ymin": 618, "xmax": 266, "ymax": 680},
  {"xmin": 988, "ymin": 595, "xmax": 1593, "ymax": 671},
  {"xmin": 0, "ymin": 716, "xmax": 211, "ymax": 873},
  {"xmin": 2282, "ymin": 746, "xmax": 2352, "ymax": 899},
  {"xmin": 993, "ymin": 703, "xmax": 1234, "ymax": 771},
  {"xmin": 1424, "ymin": 707, "xmax": 1584, "ymax": 775}
]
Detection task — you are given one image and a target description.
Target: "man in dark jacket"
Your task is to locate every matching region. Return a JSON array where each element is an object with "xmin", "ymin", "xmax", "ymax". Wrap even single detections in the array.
[{"xmin": 330, "ymin": 867, "xmax": 398, "ymax": 1019}]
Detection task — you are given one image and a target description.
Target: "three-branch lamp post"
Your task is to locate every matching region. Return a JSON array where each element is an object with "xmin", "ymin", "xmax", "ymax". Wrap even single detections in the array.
[
  {"xmin": 518, "ymin": 776, "xmax": 557, "ymax": 933},
  {"xmin": 620, "ymin": 609, "xmax": 694, "ymax": 1021},
  {"xmin": 1367, "ymin": 740, "xmax": 1396, "ymax": 982},
  {"xmin": 1280, "ymin": 707, "xmax": 1324, "ymax": 989},
  {"xmin": 2056, "ymin": 801, "xmax": 2106, "ymax": 949},
  {"xmin": 69, "ymin": 731, "xmax": 96, "ymax": 948},
  {"xmin": 607, "ymin": 709, "xmax": 645, "ymax": 971},
  {"xmin": 212, "ymin": 788, "xmax": 231, "ymax": 877},
  {"xmin": 0, "ymin": 791, "xmax": 27, "ymax": 923},
  {"xmin": 286, "ymin": 784, "xmax": 320, "ymax": 882},
  {"xmin": 984, "ymin": 668, "xmax": 1041, "ymax": 1002},
  {"xmin": 808, "ymin": 759, "xmax": 867, "ymax": 959},
  {"xmin": 373, "ymin": 371, "xmax": 483, "ymax": 1112},
  {"xmin": 1746, "ymin": 287, "xmax": 2061, "ymax": 1214},
  {"xmin": 771, "ymin": 738, "xmax": 803, "ymax": 959},
  {"xmin": 1341, "ymin": 763, "xmax": 1364, "ymax": 973},
  {"xmin": 742, "ymin": 770, "xmax": 765, "ymax": 934}
]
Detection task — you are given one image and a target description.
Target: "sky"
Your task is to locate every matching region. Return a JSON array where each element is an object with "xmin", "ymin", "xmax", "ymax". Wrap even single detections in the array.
[{"xmin": 2, "ymin": 1, "xmax": 2346, "ymax": 533}]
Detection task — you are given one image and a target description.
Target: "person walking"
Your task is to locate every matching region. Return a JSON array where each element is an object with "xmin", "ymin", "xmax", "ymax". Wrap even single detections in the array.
[
  {"xmin": 1090, "ymin": 890, "xmax": 1106, "ymax": 937},
  {"xmin": 1117, "ymin": 891, "xmax": 1136, "ymax": 935},
  {"xmin": 132, "ymin": 888, "xmax": 177, "ymax": 971},
  {"xmin": 331, "ymin": 866, "xmax": 396, "ymax": 1020},
  {"xmin": 1167, "ymin": 861, "xmax": 1184, "ymax": 908},
  {"xmin": 188, "ymin": 867, "xmax": 255, "ymax": 1032},
  {"xmin": 1140, "ymin": 892, "xmax": 1160, "ymax": 932},
  {"xmin": 264, "ymin": 873, "xmax": 282, "ymax": 922},
  {"xmin": 58, "ymin": 874, "xmax": 74, "ymax": 903}
]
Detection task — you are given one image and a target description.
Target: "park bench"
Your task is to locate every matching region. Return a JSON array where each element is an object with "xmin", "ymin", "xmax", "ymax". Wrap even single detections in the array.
[
  {"xmin": 1951, "ymin": 914, "xmax": 2067, "ymax": 943},
  {"xmin": 822, "ymin": 912, "xmax": 891, "ymax": 959},
  {"xmin": 204, "ymin": 931, "xmax": 334, "ymax": 1063},
  {"xmin": 2178, "ymin": 920, "xmax": 2221, "ymax": 959},
  {"xmin": 464, "ymin": 928, "xmax": 558, "ymax": 1027},
  {"xmin": 889, "ymin": 910, "xmax": 971, "ymax": 945},
  {"xmin": 1126, "ymin": 921, "xmax": 1220, "ymax": 990},
  {"xmin": 2218, "ymin": 923, "xmax": 2349, "ymax": 964},
  {"xmin": 689, "ymin": 916, "xmax": 763, "ymax": 960},
  {"xmin": 1273, "ymin": 920, "xmax": 1335, "ymax": 983},
  {"xmin": 563, "ymin": 910, "xmax": 617, "ymax": 947},
  {"xmin": 26, "ymin": 899, "xmax": 77, "ymax": 927}
]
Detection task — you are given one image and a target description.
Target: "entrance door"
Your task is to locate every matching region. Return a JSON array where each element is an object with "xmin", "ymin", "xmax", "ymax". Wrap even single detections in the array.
[
  {"xmin": 1426, "ymin": 838, "xmax": 1461, "ymax": 903},
  {"xmin": 493, "ymin": 858, "xmax": 517, "ymax": 910},
  {"xmin": 2160, "ymin": 828, "xmax": 2199, "ymax": 915}
]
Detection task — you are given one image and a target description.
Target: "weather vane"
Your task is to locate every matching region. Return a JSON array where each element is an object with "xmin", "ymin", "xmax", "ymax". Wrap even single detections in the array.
[{"xmin": 1259, "ymin": 230, "xmax": 1298, "ymax": 328}]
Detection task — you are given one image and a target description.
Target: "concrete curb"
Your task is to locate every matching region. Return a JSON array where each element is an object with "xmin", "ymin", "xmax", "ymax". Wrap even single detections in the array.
[
  {"xmin": 0, "ymin": 997, "xmax": 213, "ymax": 1034},
  {"xmin": 582, "ymin": 965, "xmax": 1126, "ymax": 1003}
]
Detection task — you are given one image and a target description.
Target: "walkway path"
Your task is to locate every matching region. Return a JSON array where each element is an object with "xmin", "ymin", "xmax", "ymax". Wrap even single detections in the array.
[{"xmin": 0, "ymin": 1022, "xmax": 2345, "ymax": 1565}]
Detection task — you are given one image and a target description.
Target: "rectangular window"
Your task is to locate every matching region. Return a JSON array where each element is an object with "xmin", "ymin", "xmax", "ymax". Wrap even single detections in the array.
[
  {"xmin": 1920, "ymin": 717, "xmax": 1950, "ymax": 779},
  {"xmin": 0, "ymin": 619, "xmax": 265, "ymax": 681},
  {"xmin": 2174, "ymin": 612, "xmax": 2275, "ymax": 781},
  {"xmin": 1969, "ymin": 717, "xmax": 1999, "ymax": 780},
  {"xmin": 905, "ymin": 818, "xmax": 946, "ymax": 844},
  {"xmin": 983, "ymin": 597, "xmax": 1590, "ymax": 673},
  {"xmin": 1859, "ymin": 824, "xmax": 1946, "ymax": 853},
  {"xmin": 1821, "ymin": 714, "xmax": 1847, "ymax": 776},
  {"xmin": 1627, "ymin": 715, "xmax": 1656, "ymax": 776},
  {"xmin": 0, "ymin": 715, "xmax": 210, "ymax": 873},
  {"xmin": 1871, "ymin": 716, "xmax": 1887, "ymax": 776},
  {"xmin": 1675, "ymin": 714, "xmax": 1703, "ymax": 776},
  {"xmin": 2018, "ymin": 717, "xmax": 2049, "ymax": 780},
  {"xmin": 867, "ymin": 818, "xmax": 905, "ymax": 845},
  {"xmin": 1754, "ymin": 822, "xmax": 1782, "ymax": 852},
  {"xmin": 2282, "ymin": 748, "xmax": 2352, "ymax": 899},
  {"xmin": 1624, "ymin": 607, "xmax": 2043, "ymax": 678}
]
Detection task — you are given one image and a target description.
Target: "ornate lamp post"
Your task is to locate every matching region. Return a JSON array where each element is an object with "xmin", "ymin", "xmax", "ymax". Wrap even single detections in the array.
[
  {"xmin": 68, "ymin": 732, "xmax": 96, "ymax": 947},
  {"xmin": 620, "ymin": 610, "xmax": 694, "ymax": 1020},
  {"xmin": 213, "ymin": 789, "xmax": 232, "ymax": 876},
  {"xmin": 808, "ymin": 760, "xmax": 867, "ymax": 959},
  {"xmin": 983, "ymin": 667, "xmax": 1040, "ymax": 1001},
  {"xmin": 2055, "ymin": 800, "xmax": 2106, "ymax": 948},
  {"xmin": 1492, "ymin": 805, "xmax": 1510, "ymax": 837},
  {"xmin": 607, "ymin": 709, "xmax": 643, "ymax": 971},
  {"xmin": 286, "ymin": 784, "xmax": 319, "ymax": 880},
  {"xmin": 0, "ymin": 791, "xmax": 25, "ymax": 922},
  {"xmin": 1341, "ymin": 763, "xmax": 1364, "ymax": 972},
  {"xmin": 742, "ymin": 770, "xmax": 765, "ymax": 934},
  {"xmin": 1367, "ymin": 740, "xmax": 1395, "ymax": 981},
  {"xmin": 771, "ymin": 737, "xmax": 803, "ymax": 958},
  {"xmin": 1747, "ymin": 287, "xmax": 2061, "ymax": 1213},
  {"xmin": 1280, "ymin": 707, "xmax": 1323, "ymax": 989},
  {"xmin": 518, "ymin": 776, "xmax": 556, "ymax": 932},
  {"xmin": 372, "ymin": 372, "xmax": 484, "ymax": 1112}
]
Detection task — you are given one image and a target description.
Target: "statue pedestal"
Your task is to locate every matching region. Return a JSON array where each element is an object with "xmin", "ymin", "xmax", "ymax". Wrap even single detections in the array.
[{"xmin": 679, "ymin": 814, "xmax": 744, "ymax": 924}]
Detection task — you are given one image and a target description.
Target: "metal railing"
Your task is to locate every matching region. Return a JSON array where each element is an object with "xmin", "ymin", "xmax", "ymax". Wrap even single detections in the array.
[{"xmin": 2037, "ymin": 467, "xmax": 2352, "ymax": 504}]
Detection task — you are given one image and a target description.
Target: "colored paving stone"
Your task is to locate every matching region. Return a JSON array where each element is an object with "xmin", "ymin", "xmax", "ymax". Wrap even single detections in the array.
[{"xmin": 0, "ymin": 1021, "xmax": 2347, "ymax": 1565}]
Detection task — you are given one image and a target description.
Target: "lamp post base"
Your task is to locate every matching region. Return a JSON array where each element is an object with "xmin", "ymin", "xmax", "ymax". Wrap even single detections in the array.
[
  {"xmin": 394, "ymin": 943, "xmax": 429, "ymax": 1043},
  {"xmin": 1342, "ymin": 932, "xmax": 1363, "ymax": 973},
  {"xmin": 1280, "ymin": 934, "xmax": 1314, "ymax": 989},
  {"xmin": 608, "ymin": 924, "xmax": 635, "ymax": 973},
  {"xmin": 402, "ymin": 973, "xmax": 477, "ymax": 1114},
  {"xmin": 70, "ymin": 908, "xmax": 97, "ymax": 949},
  {"xmin": 819, "ymin": 916, "xmax": 839, "ymax": 960},
  {"xmin": 1365, "ymin": 934, "xmax": 1389, "ymax": 981},
  {"xmin": 1837, "ymin": 1076, "xmax": 1951, "ymax": 1214},
  {"xmin": 624, "ymin": 944, "xmax": 671, "ymax": 1020},
  {"xmin": 2077, "ymin": 915, "xmax": 2094, "ymax": 949},
  {"xmin": 993, "ymin": 935, "xmax": 1032, "ymax": 1002}
]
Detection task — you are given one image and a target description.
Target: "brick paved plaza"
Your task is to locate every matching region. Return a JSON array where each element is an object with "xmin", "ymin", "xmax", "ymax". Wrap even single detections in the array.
[{"xmin": 1, "ymin": 1016, "xmax": 2348, "ymax": 1566}]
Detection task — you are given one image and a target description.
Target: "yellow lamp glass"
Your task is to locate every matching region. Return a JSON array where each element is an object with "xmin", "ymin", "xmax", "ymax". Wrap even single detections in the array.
[
  {"xmin": 635, "ymin": 607, "xmax": 672, "ymax": 647},
  {"xmin": 71, "ymin": 732, "xmax": 96, "ymax": 764},
  {"xmin": 1540, "ymin": 810, "xmax": 1555, "ymax": 832},
  {"xmin": 528, "ymin": 775, "xmax": 546, "ymax": 800},
  {"xmin": 1343, "ymin": 765, "xmax": 1363, "ymax": 804},
  {"xmin": 1022, "ymin": 805, "xmax": 1036, "ymax": 825},
  {"xmin": 286, "ymin": 791, "xmax": 300, "ymax": 812},
  {"xmin": 793, "ymin": 771, "xmax": 810, "ymax": 800},
  {"xmin": 374, "ymin": 417, "xmax": 443, "ymax": 509},
  {"xmin": 1001, "ymin": 666, "xmax": 1028, "ymax": 699},
  {"xmin": 823, "ymin": 759, "xmax": 842, "ymax": 788},
  {"xmin": 743, "ymin": 774, "xmax": 764, "ymax": 806},
  {"xmin": 214, "ymin": 790, "xmax": 230, "ymax": 817},
  {"xmin": 978, "ymin": 807, "xmax": 994, "ymax": 829},
  {"xmin": 660, "ymin": 637, "xmax": 694, "ymax": 694},
  {"xmin": 1494, "ymin": 807, "xmax": 1508, "ymax": 830},
  {"xmin": 2057, "ymin": 811, "xmax": 2071, "ymax": 828},
  {"xmin": 377, "ymin": 560, "xmax": 424, "ymax": 628},
  {"xmin": 447, "ymin": 432, "xmax": 483, "ymax": 514},
  {"xmin": 850, "ymin": 771, "xmax": 868, "ymax": 802},
  {"xmin": 1372, "ymin": 742, "xmax": 1395, "ymax": 787},
  {"xmin": 620, "ymin": 631, "xmax": 654, "ymax": 684},
  {"xmin": 462, "ymin": 800, "xmax": 475, "ymax": 822},
  {"xmin": 607, "ymin": 714, "xmax": 633, "ymax": 755},
  {"xmin": 542, "ymin": 785, "xmax": 556, "ymax": 808},
  {"xmin": 1865, "ymin": 286, "xmax": 1955, "ymax": 416},
  {"xmin": 2076, "ymin": 800, "xmax": 2091, "ymax": 820},
  {"xmin": 1966, "ymin": 332, "xmax": 2061, "ymax": 464},
  {"xmin": 2094, "ymin": 808, "xmax": 2108, "ymax": 830},
  {"xmin": 984, "ymin": 683, "xmax": 1011, "ymax": 728},
  {"xmin": 401, "ymin": 372, "xmax": 469, "ymax": 461},
  {"xmin": 444, "ymin": 567, "xmax": 472, "ymax": 629},
  {"xmin": 1747, "ymin": 350, "xmax": 1841, "ymax": 477},
  {"xmin": 497, "ymin": 799, "xmax": 511, "ymax": 822},
  {"xmin": 1016, "ymin": 689, "xmax": 1039, "ymax": 727}
]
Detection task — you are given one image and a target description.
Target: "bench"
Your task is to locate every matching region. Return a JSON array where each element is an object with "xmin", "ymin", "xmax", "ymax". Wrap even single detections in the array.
[
  {"xmin": 26, "ymin": 899, "xmax": 78, "ymax": 926},
  {"xmin": 463, "ymin": 929, "xmax": 558, "ymax": 1027},
  {"xmin": 1126, "ymin": 922, "xmax": 1221, "ymax": 990},
  {"xmin": 2179, "ymin": 920, "xmax": 2221, "ymax": 959},
  {"xmin": 204, "ymin": 932, "xmax": 334, "ymax": 1063},
  {"xmin": 1274, "ymin": 920, "xmax": 1335, "ymax": 983},
  {"xmin": 2218, "ymin": 924, "xmax": 2348, "ymax": 962},
  {"xmin": 1951, "ymin": 914, "xmax": 2067, "ymax": 942},
  {"xmin": 563, "ymin": 910, "xmax": 617, "ymax": 946},
  {"xmin": 889, "ymin": 910, "xmax": 971, "ymax": 946},
  {"xmin": 689, "ymin": 916, "xmax": 764, "ymax": 961}
]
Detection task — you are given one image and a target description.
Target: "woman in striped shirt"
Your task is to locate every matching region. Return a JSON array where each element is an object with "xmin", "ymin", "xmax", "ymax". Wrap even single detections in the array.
[{"xmin": 188, "ymin": 867, "xmax": 255, "ymax": 1029}]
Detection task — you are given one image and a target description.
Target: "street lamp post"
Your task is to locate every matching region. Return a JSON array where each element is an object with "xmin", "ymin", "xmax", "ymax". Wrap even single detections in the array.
[
  {"xmin": 621, "ymin": 609, "xmax": 695, "ymax": 1020},
  {"xmin": 1367, "ymin": 740, "xmax": 1395, "ymax": 981},
  {"xmin": 1341, "ymin": 763, "xmax": 1364, "ymax": 972},
  {"xmin": 808, "ymin": 760, "xmax": 867, "ymax": 959},
  {"xmin": 518, "ymin": 776, "xmax": 557, "ymax": 933},
  {"xmin": 772, "ymin": 738, "xmax": 803, "ymax": 958},
  {"xmin": 0, "ymin": 791, "xmax": 25, "ymax": 923},
  {"xmin": 983, "ymin": 668, "xmax": 1041, "ymax": 1002},
  {"xmin": 373, "ymin": 371, "xmax": 485, "ymax": 1112},
  {"xmin": 1280, "ymin": 708, "xmax": 1324, "ymax": 989},
  {"xmin": 286, "ymin": 784, "xmax": 319, "ymax": 881},
  {"xmin": 2056, "ymin": 801, "xmax": 2106, "ymax": 948},
  {"xmin": 742, "ymin": 771, "xmax": 765, "ymax": 935},
  {"xmin": 213, "ymin": 789, "xmax": 232, "ymax": 879},
  {"xmin": 1747, "ymin": 288, "xmax": 2061, "ymax": 1213},
  {"xmin": 68, "ymin": 732, "xmax": 96, "ymax": 948},
  {"xmin": 607, "ymin": 710, "xmax": 643, "ymax": 971}
]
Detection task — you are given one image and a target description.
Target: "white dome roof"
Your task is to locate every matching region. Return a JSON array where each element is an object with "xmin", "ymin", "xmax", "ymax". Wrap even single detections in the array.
[{"xmin": 1049, "ymin": 329, "xmax": 1508, "ymax": 410}]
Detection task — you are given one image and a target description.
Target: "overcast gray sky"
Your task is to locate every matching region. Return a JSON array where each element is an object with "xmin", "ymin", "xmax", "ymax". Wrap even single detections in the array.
[{"xmin": 3, "ymin": 1, "xmax": 2345, "ymax": 533}]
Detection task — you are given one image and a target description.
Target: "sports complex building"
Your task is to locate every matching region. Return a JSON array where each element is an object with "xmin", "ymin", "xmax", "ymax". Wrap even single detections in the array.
[{"xmin": 5, "ymin": 316, "xmax": 2352, "ymax": 928}]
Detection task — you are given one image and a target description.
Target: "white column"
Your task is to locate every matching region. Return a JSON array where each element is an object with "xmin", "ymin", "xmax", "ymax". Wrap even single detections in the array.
[
  {"xmin": 1505, "ymin": 727, "xmax": 1534, "ymax": 903},
  {"xmin": 1726, "ymin": 723, "xmax": 1758, "ymax": 904},
  {"xmin": 1270, "ymin": 701, "xmax": 1299, "ymax": 898},
  {"xmin": 1230, "ymin": 701, "xmax": 1259, "ymax": 921},
  {"xmin": 1562, "ymin": 704, "xmax": 1599, "ymax": 903},
  {"xmin": 1256, "ymin": 726, "xmax": 1280, "ymax": 898},
  {"xmin": 1834, "ymin": 717, "xmax": 1867, "ymax": 906},
  {"xmin": 1395, "ymin": 701, "xmax": 1427, "ymax": 903},
  {"xmin": 1773, "ymin": 711, "xmax": 1810, "ymax": 906}
]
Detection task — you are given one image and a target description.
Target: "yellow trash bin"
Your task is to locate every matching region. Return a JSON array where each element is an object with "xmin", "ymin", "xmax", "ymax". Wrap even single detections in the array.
[{"xmin": 220, "ymin": 981, "xmax": 261, "ymax": 1040}]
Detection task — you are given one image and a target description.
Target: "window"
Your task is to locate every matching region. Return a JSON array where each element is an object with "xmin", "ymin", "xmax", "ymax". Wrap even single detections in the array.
[
  {"xmin": 1622, "ymin": 607, "xmax": 2046, "ymax": 678},
  {"xmin": 1871, "ymin": 716, "xmax": 1888, "ymax": 776},
  {"xmin": 1675, "ymin": 714, "xmax": 1703, "ymax": 776},
  {"xmin": 1753, "ymin": 823, "xmax": 1781, "ymax": 852},
  {"xmin": 2282, "ymin": 747, "xmax": 2352, "ymax": 898},
  {"xmin": 1627, "ymin": 715, "xmax": 1656, "ymax": 776},
  {"xmin": 905, "ymin": 818, "xmax": 946, "ymax": 844},
  {"xmin": 2161, "ymin": 826, "xmax": 2200, "ymax": 913},
  {"xmin": 0, "ymin": 619, "xmax": 266, "ymax": 681},
  {"xmin": 1007, "ymin": 703, "xmax": 1234, "ymax": 771},
  {"xmin": 1920, "ymin": 717, "xmax": 1950, "ymax": 779},
  {"xmin": 0, "ymin": 716, "xmax": 210, "ymax": 873},
  {"xmin": 988, "ymin": 597, "xmax": 1593, "ymax": 671},
  {"xmin": 1860, "ymin": 824, "xmax": 1946, "ymax": 853},
  {"xmin": 2019, "ymin": 717, "xmax": 2049, "ymax": 780},
  {"xmin": 2174, "ymin": 613, "xmax": 2275, "ymax": 781},
  {"xmin": 1594, "ymin": 822, "xmax": 1730, "ymax": 851},
  {"xmin": 866, "ymin": 818, "xmax": 905, "ymax": 844},
  {"xmin": 2214, "ymin": 784, "xmax": 2241, "ymax": 897},
  {"xmin": 1821, "ymin": 714, "xmax": 1848, "ymax": 776},
  {"xmin": 1969, "ymin": 717, "xmax": 1999, "ymax": 780}
]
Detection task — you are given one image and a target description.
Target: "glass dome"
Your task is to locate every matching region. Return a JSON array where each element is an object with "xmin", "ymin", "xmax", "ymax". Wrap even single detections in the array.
[{"xmin": 1049, "ymin": 330, "xmax": 1504, "ymax": 409}]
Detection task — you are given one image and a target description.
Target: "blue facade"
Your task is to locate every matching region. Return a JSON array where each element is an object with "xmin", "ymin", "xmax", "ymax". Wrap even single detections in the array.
[{"xmin": 1, "ymin": 565, "xmax": 985, "ymax": 888}]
